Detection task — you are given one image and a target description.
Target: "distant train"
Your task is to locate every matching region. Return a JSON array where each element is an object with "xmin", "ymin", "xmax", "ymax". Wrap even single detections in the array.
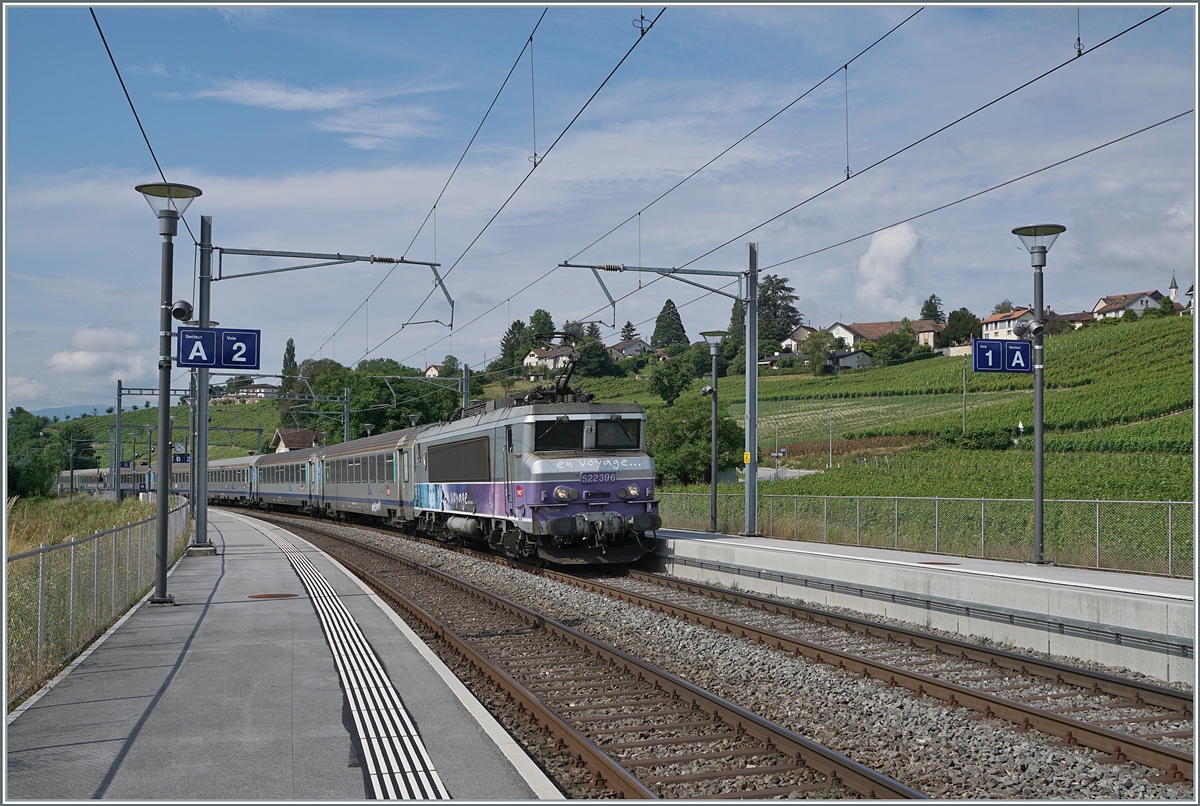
[
  {"xmin": 59, "ymin": 375, "xmax": 662, "ymax": 566},
  {"xmin": 56, "ymin": 466, "xmax": 189, "ymax": 497}
]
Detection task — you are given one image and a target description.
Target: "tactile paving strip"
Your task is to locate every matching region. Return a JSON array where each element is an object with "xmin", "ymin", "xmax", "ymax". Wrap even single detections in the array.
[{"xmin": 265, "ymin": 532, "xmax": 450, "ymax": 800}]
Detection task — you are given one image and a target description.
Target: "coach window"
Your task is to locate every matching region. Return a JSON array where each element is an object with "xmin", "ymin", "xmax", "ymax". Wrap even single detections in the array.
[
  {"xmin": 368, "ymin": 455, "xmax": 377, "ymax": 484},
  {"xmin": 385, "ymin": 454, "xmax": 395, "ymax": 482}
]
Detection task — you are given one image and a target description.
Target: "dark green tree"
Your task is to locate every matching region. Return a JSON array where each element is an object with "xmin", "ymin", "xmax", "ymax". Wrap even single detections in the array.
[
  {"xmin": 499, "ymin": 319, "xmax": 530, "ymax": 365},
  {"xmin": 646, "ymin": 392, "xmax": 744, "ymax": 485},
  {"xmin": 281, "ymin": 337, "xmax": 297, "ymax": 393},
  {"xmin": 992, "ymin": 299, "xmax": 1014, "ymax": 315},
  {"xmin": 440, "ymin": 355, "xmax": 461, "ymax": 377},
  {"xmin": 584, "ymin": 322, "xmax": 602, "ymax": 341},
  {"xmin": 870, "ymin": 319, "xmax": 918, "ymax": 365},
  {"xmin": 919, "ymin": 294, "xmax": 946, "ymax": 324},
  {"xmin": 576, "ymin": 340, "xmax": 620, "ymax": 378},
  {"xmin": 800, "ymin": 330, "xmax": 838, "ymax": 375},
  {"xmin": 651, "ymin": 299, "xmax": 689, "ymax": 349},
  {"xmin": 942, "ymin": 308, "xmax": 982, "ymax": 346},
  {"xmin": 528, "ymin": 309, "xmax": 555, "ymax": 344},
  {"xmin": 757, "ymin": 274, "xmax": 802, "ymax": 343},
  {"xmin": 560, "ymin": 320, "xmax": 585, "ymax": 344},
  {"xmin": 620, "ymin": 321, "xmax": 639, "ymax": 341},
  {"xmin": 648, "ymin": 358, "xmax": 694, "ymax": 406}
]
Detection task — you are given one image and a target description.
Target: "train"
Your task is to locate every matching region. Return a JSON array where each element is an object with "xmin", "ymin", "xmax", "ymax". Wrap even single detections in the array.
[{"xmin": 57, "ymin": 373, "xmax": 662, "ymax": 566}]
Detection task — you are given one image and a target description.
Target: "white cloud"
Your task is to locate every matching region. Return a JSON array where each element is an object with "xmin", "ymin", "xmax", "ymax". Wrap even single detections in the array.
[
  {"xmin": 853, "ymin": 223, "xmax": 921, "ymax": 320},
  {"xmin": 194, "ymin": 78, "xmax": 375, "ymax": 111},
  {"xmin": 68, "ymin": 322, "xmax": 143, "ymax": 352},
  {"xmin": 6, "ymin": 376, "xmax": 47, "ymax": 407},
  {"xmin": 48, "ymin": 323, "xmax": 148, "ymax": 385}
]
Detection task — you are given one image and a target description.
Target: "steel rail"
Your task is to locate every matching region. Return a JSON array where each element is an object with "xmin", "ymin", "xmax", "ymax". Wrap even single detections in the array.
[
  {"xmin": 552, "ymin": 570, "xmax": 1193, "ymax": 783},
  {"xmin": 625, "ymin": 570, "xmax": 1194, "ymax": 716},
  {"xmin": 278, "ymin": 518, "xmax": 925, "ymax": 799}
]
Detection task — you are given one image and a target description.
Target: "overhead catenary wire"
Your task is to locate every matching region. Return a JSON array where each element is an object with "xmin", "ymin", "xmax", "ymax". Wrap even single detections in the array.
[
  {"xmin": 372, "ymin": 5, "xmax": 1172, "ymax": 377},
  {"xmin": 364, "ymin": 7, "xmax": 667, "ymax": 362},
  {"xmin": 670, "ymin": 6, "xmax": 1170, "ymax": 273},
  {"xmin": 306, "ymin": 8, "xmax": 550, "ymax": 364}
]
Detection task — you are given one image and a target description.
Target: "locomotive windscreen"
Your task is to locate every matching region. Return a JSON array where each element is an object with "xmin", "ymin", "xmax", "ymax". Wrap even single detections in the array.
[
  {"xmin": 535, "ymin": 419, "xmax": 584, "ymax": 452},
  {"xmin": 427, "ymin": 437, "xmax": 490, "ymax": 482},
  {"xmin": 596, "ymin": 419, "xmax": 640, "ymax": 449}
]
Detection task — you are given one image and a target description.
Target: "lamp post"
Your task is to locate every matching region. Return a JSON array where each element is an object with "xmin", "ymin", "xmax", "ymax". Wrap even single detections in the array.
[
  {"xmin": 1011, "ymin": 223, "xmax": 1065, "ymax": 565},
  {"xmin": 699, "ymin": 330, "xmax": 728, "ymax": 532},
  {"xmin": 136, "ymin": 182, "xmax": 202, "ymax": 604}
]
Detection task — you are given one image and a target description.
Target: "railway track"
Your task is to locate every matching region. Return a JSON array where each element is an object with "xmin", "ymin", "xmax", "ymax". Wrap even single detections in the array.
[
  {"xmin": 274, "ymin": 516, "xmax": 923, "ymax": 799},
  {"xmin": 244, "ymin": 510, "xmax": 1192, "ymax": 796},
  {"xmin": 560, "ymin": 570, "xmax": 1194, "ymax": 785}
]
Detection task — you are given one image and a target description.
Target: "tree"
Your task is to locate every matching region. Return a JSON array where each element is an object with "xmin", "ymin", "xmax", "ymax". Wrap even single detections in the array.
[
  {"xmin": 440, "ymin": 355, "xmax": 461, "ymax": 377},
  {"xmin": 1120, "ymin": 308, "xmax": 1139, "ymax": 323},
  {"xmin": 499, "ymin": 319, "xmax": 530, "ymax": 365},
  {"xmin": 646, "ymin": 392, "xmax": 744, "ymax": 485},
  {"xmin": 576, "ymin": 340, "xmax": 619, "ymax": 378},
  {"xmin": 648, "ymin": 358, "xmax": 694, "ymax": 406},
  {"xmin": 920, "ymin": 294, "xmax": 946, "ymax": 324},
  {"xmin": 651, "ymin": 299, "xmax": 689, "ymax": 349},
  {"xmin": 561, "ymin": 320, "xmax": 584, "ymax": 344},
  {"xmin": 757, "ymin": 274, "xmax": 802, "ymax": 343},
  {"xmin": 620, "ymin": 321, "xmax": 639, "ymax": 341},
  {"xmin": 942, "ymin": 308, "xmax": 982, "ymax": 346},
  {"xmin": 992, "ymin": 299, "xmax": 1014, "ymax": 315},
  {"xmin": 871, "ymin": 319, "xmax": 918, "ymax": 365},
  {"xmin": 280, "ymin": 337, "xmax": 297, "ymax": 393},
  {"xmin": 584, "ymin": 322, "xmax": 602, "ymax": 341},
  {"xmin": 800, "ymin": 330, "xmax": 837, "ymax": 375},
  {"xmin": 528, "ymin": 309, "xmax": 555, "ymax": 344},
  {"xmin": 105, "ymin": 406, "xmax": 114, "ymax": 414}
]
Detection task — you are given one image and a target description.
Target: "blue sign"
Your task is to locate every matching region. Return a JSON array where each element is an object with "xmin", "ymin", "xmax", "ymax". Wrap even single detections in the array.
[
  {"xmin": 972, "ymin": 339, "xmax": 1033, "ymax": 373},
  {"xmin": 178, "ymin": 328, "xmax": 217, "ymax": 367},
  {"xmin": 120, "ymin": 461, "xmax": 131, "ymax": 468},
  {"xmin": 173, "ymin": 453, "xmax": 191, "ymax": 464},
  {"xmin": 177, "ymin": 328, "xmax": 261, "ymax": 370}
]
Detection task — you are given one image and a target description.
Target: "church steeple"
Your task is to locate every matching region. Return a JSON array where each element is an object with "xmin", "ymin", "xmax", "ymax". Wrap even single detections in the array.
[{"xmin": 1170, "ymin": 273, "xmax": 1179, "ymax": 304}]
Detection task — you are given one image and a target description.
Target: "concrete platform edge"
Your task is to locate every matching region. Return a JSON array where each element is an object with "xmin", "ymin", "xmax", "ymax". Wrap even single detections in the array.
[{"xmin": 290, "ymin": 529, "xmax": 563, "ymax": 800}]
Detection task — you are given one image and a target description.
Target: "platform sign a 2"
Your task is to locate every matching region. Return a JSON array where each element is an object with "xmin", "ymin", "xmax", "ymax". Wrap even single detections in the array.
[
  {"xmin": 177, "ymin": 328, "xmax": 261, "ymax": 370},
  {"xmin": 972, "ymin": 339, "xmax": 1032, "ymax": 373}
]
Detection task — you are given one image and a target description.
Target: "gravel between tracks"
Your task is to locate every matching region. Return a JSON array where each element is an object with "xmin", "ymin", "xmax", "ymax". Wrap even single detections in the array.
[{"xmin": 314, "ymin": 522, "xmax": 1192, "ymax": 800}]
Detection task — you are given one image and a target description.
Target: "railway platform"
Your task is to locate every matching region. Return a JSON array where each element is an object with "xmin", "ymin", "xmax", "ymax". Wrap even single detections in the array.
[
  {"xmin": 5, "ymin": 509, "xmax": 561, "ymax": 801},
  {"xmin": 651, "ymin": 529, "xmax": 1194, "ymax": 684}
]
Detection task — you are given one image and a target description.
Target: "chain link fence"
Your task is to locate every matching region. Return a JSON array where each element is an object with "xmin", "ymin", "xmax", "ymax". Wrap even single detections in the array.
[
  {"xmin": 6, "ymin": 503, "xmax": 191, "ymax": 709},
  {"xmin": 659, "ymin": 493, "xmax": 1193, "ymax": 578}
]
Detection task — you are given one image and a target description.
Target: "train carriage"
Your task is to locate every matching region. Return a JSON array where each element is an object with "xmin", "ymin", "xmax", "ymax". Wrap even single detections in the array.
[{"xmin": 254, "ymin": 449, "xmax": 318, "ymax": 511}]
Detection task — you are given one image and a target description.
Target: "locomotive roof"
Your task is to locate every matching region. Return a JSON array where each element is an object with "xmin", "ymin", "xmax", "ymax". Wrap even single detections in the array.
[{"xmin": 418, "ymin": 400, "xmax": 645, "ymax": 441}]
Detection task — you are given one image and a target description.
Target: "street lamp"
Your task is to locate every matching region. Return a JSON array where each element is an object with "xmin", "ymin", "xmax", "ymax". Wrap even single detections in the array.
[
  {"xmin": 699, "ymin": 330, "xmax": 728, "ymax": 533},
  {"xmin": 1011, "ymin": 223, "xmax": 1064, "ymax": 565},
  {"xmin": 136, "ymin": 182, "xmax": 202, "ymax": 604}
]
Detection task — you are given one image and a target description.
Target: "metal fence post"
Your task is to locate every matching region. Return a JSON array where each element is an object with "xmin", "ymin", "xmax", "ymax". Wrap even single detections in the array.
[
  {"xmin": 980, "ymin": 498, "xmax": 985, "ymax": 557},
  {"xmin": 934, "ymin": 497, "xmax": 939, "ymax": 553},
  {"xmin": 1095, "ymin": 500, "xmax": 1100, "ymax": 569},
  {"xmin": 793, "ymin": 496, "xmax": 798, "ymax": 541},
  {"xmin": 69, "ymin": 542, "xmax": 77, "ymax": 648},
  {"xmin": 37, "ymin": 546, "xmax": 46, "ymax": 666},
  {"xmin": 686, "ymin": 494, "xmax": 691, "ymax": 531},
  {"xmin": 856, "ymin": 497, "xmax": 861, "ymax": 546},
  {"xmin": 1167, "ymin": 501, "xmax": 1173, "ymax": 578},
  {"xmin": 110, "ymin": 531, "xmax": 117, "ymax": 620},
  {"xmin": 93, "ymin": 538, "xmax": 99, "ymax": 633},
  {"xmin": 894, "ymin": 496, "xmax": 899, "ymax": 549},
  {"xmin": 767, "ymin": 495, "xmax": 773, "ymax": 536},
  {"xmin": 823, "ymin": 496, "xmax": 828, "ymax": 542}
]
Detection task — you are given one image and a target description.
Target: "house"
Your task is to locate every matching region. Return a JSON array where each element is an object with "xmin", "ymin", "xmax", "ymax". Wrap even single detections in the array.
[
  {"xmin": 269, "ymin": 428, "xmax": 325, "ymax": 453},
  {"xmin": 425, "ymin": 365, "xmax": 443, "ymax": 378},
  {"xmin": 829, "ymin": 349, "xmax": 872, "ymax": 371},
  {"xmin": 522, "ymin": 345, "xmax": 574, "ymax": 373},
  {"xmin": 780, "ymin": 325, "xmax": 818, "ymax": 353},
  {"xmin": 231, "ymin": 383, "xmax": 279, "ymax": 400},
  {"xmin": 653, "ymin": 348, "xmax": 670, "ymax": 362},
  {"xmin": 1056, "ymin": 310, "xmax": 1094, "ymax": 330},
  {"xmin": 980, "ymin": 308, "xmax": 1036, "ymax": 340},
  {"xmin": 828, "ymin": 320, "xmax": 944, "ymax": 348},
  {"xmin": 1091, "ymin": 290, "xmax": 1167, "ymax": 320},
  {"xmin": 606, "ymin": 338, "xmax": 652, "ymax": 362}
]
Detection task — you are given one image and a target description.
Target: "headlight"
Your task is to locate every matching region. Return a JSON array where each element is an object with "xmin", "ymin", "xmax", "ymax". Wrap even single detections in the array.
[
  {"xmin": 627, "ymin": 483, "xmax": 641, "ymax": 499},
  {"xmin": 554, "ymin": 486, "xmax": 578, "ymax": 501},
  {"xmin": 616, "ymin": 487, "xmax": 627, "ymax": 499}
]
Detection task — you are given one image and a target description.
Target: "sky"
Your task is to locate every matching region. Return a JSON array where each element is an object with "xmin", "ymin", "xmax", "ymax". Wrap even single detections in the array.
[{"xmin": 4, "ymin": 3, "xmax": 1196, "ymax": 411}]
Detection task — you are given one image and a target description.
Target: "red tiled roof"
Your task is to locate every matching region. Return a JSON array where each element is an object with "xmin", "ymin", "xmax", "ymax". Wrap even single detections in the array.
[
  {"xmin": 1092, "ymin": 291, "xmax": 1162, "ymax": 316},
  {"xmin": 980, "ymin": 308, "xmax": 1032, "ymax": 325},
  {"xmin": 841, "ymin": 319, "xmax": 945, "ymax": 340}
]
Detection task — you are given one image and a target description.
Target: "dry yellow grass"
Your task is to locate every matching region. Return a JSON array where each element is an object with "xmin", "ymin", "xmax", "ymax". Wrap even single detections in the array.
[{"xmin": 6, "ymin": 496, "xmax": 157, "ymax": 557}]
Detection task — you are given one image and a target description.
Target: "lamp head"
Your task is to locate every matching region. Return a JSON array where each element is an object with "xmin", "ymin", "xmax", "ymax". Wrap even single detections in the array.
[
  {"xmin": 136, "ymin": 183, "xmax": 202, "ymax": 235},
  {"xmin": 1012, "ymin": 224, "xmax": 1065, "ymax": 254},
  {"xmin": 701, "ymin": 385, "xmax": 714, "ymax": 397},
  {"xmin": 700, "ymin": 330, "xmax": 728, "ymax": 355},
  {"xmin": 171, "ymin": 300, "xmax": 193, "ymax": 322}
]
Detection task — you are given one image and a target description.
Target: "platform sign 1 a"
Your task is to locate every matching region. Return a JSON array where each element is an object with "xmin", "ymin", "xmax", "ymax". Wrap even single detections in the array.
[
  {"xmin": 177, "ymin": 327, "xmax": 261, "ymax": 370},
  {"xmin": 972, "ymin": 338, "xmax": 1033, "ymax": 373}
]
